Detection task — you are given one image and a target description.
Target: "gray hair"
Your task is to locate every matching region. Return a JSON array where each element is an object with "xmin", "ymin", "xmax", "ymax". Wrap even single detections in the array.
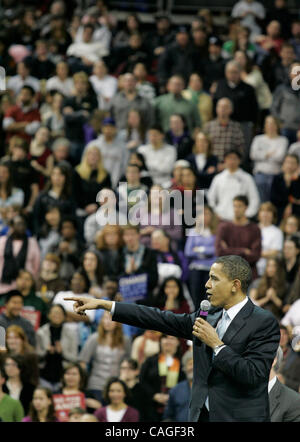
[
  {"xmin": 273, "ymin": 346, "xmax": 283, "ymax": 372},
  {"xmin": 51, "ymin": 137, "xmax": 71, "ymax": 151},
  {"xmin": 225, "ymin": 60, "xmax": 242, "ymax": 72},
  {"xmin": 182, "ymin": 350, "xmax": 193, "ymax": 369}
]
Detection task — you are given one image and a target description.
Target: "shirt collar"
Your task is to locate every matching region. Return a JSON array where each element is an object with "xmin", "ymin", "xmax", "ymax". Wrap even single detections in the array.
[
  {"xmin": 224, "ymin": 296, "xmax": 248, "ymax": 322},
  {"xmin": 268, "ymin": 375, "xmax": 277, "ymax": 393}
]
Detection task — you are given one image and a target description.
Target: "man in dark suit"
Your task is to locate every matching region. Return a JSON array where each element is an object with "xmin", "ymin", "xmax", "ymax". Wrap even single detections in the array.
[
  {"xmin": 269, "ymin": 346, "xmax": 300, "ymax": 422},
  {"xmin": 65, "ymin": 255, "xmax": 280, "ymax": 422}
]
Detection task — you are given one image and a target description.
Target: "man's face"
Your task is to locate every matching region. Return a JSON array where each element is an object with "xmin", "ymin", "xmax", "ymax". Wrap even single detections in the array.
[
  {"xmin": 224, "ymin": 153, "xmax": 240, "ymax": 170},
  {"xmin": 292, "ymin": 22, "xmax": 300, "ymax": 38},
  {"xmin": 19, "ymin": 89, "xmax": 33, "ymax": 107},
  {"xmin": 123, "ymin": 74, "xmax": 136, "ymax": 93},
  {"xmin": 216, "ymin": 99, "xmax": 232, "ymax": 119},
  {"xmin": 82, "ymin": 26, "xmax": 93, "ymax": 43},
  {"xmin": 205, "ymin": 263, "xmax": 235, "ymax": 308},
  {"xmin": 282, "ymin": 156, "xmax": 299, "ymax": 174},
  {"xmin": 226, "ymin": 65, "xmax": 240, "ymax": 84},
  {"xmin": 123, "ymin": 228, "xmax": 140, "ymax": 249},
  {"xmin": 6, "ymin": 296, "xmax": 24, "ymax": 318},
  {"xmin": 12, "ymin": 217, "xmax": 26, "ymax": 237},
  {"xmin": 16, "ymin": 272, "xmax": 32, "ymax": 292},
  {"xmin": 167, "ymin": 77, "xmax": 184, "ymax": 95},
  {"xmin": 233, "ymin": 199, "xmax": 247, "ymax": 220},
  {"xmin": 280, "ymin": 47, "xmax": 295, "ymax": 65},
  {"xmin": 176, "ymin": 32, "xmax": 189, "ymax": 47}
]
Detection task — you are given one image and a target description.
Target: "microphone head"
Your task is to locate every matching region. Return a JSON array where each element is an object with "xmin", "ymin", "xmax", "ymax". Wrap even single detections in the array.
[{"xmin": 200, "ymin": 300, "xmax": 211, "ymax": 312}]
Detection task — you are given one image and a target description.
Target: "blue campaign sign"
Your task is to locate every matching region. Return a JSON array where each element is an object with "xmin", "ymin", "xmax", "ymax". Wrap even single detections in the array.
[{"xmin": 119, "ymin": 273, "xmax": 148, "ymax": 303}]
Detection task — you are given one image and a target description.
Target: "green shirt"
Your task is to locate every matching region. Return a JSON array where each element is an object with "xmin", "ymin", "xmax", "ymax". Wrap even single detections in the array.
[
  {"xmin": 154, "ymin": 93, "xmax": 201, "ymax": 133},
  {"xmin": 0, "ymin": 393, "xmax": 24, "ymax": 422}
]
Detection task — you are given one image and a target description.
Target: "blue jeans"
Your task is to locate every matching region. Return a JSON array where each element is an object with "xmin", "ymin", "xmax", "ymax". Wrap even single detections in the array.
[{"xmin": 254, "ymin": 173, "xmax": 276, "ymax": 203}]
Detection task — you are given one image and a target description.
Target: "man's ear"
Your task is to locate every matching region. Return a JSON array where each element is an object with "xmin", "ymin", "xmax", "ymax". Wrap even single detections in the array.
[{"xmin": 232, "ymin": 279, "xmax": 242, "ymax": 293}]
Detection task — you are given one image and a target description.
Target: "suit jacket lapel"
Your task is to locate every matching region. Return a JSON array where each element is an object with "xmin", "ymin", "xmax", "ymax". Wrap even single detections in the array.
[
  {"xmin": 269, "ymin": 379, "xmax": 281, "ymax": 418},
  {"xmin": 222, "ymin": 299, "xmax": 254, "ymax": 344}
]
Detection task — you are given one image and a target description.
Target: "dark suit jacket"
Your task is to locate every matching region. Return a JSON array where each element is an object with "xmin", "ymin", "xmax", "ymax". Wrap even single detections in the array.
[
  {"xmin": 269, "ymin": 378, "xmax": 300, "ymax": 422},
  {"xmin": 112, "ymin": 299, "xmax": 280, "ymax": 422}
]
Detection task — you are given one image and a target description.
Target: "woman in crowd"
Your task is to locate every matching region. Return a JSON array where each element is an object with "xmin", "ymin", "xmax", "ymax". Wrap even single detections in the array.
[
  {"xmin": 36, "ymin": 304, "xmax": 78, "ymax": 391},
  {"xmin": 94, "ymin": 377, "xmax": 139, "ymax": 422},
  {"xmin": 0, "ymin": 161, "xmax": 24, "ymax": 219},
  {"xmin": 33, "ymin": 162, "xmax": 76, "ymax": 235},
  {"xmin": 184, "ymin": 205, "xmax": 218, "ymax": 310},
  {"xmin": 22, "ymin": 387, "xmax": 58, "ymax": 422},
  {"xmin": 95, "ymin": 224, "xmax": 124, "ymax": 278},
  {"xmin": 45, "ymin": 91, "xmax": 66, "ymax": 139},
  {"xmin": 80, "ymin": 250, "xmax": 104, "ymax": 297},
  {"xmin": 282, "ymin": 236, "xmax": 300, "ymax": 289},
  {"xmin": 2, "ymin": 325, "xmax": 39, "ymax": 386},
  {"xmin": 250, "ymin": 115, "xmax": 288, "ymax": 202},
  {"xmin": 2, "ymin": 353, "xmax": 35, "ymax": 415},
  {"xmin": 74, "ymin": 145, "xmax": 112, "ymax": 218},
  {"xmin": 127, "ymin": 152, "xmax": 153, "ymax": 188},
  {"xmin": 186, "ymin": 131, "xmax": 218, "ymax": 189},
  {"xmin": 153, "ymin": 276, "xmax": 191, "ymax": 314},
  {"xmin": 37, "ymin": 205, "xmax": 61, "ymax": 259},
  {"xmin": 256, "ymin": 202, "xmax": 284, "ymax": 277},
  {"xmin": 165, "ymin": 114, "xmax": 193, "ymax": 160},
  {"xmin": 78, "ymin": 311, "xmax": 131, "ymax": 404},
  {"xmin": 35, "ymin": 253, "xmax": 67, "ymax": 306},
  {"xmin": 139, "ymin": 333, "xmax": 185, "ymax": 422},
  {"xmin": 120, "ymin": 109, "xmax": 147, "ymax": 153},
  {"xmin": 249, "ymin": 257, "xmax": 287, "ymax": 320},
  {"xmin": 28, "ymin": 126, "xmax": 54, "ymax": 189},
  {"xmin": 280, "ymin": 214, "xmax": 300, "ymax": 240}
]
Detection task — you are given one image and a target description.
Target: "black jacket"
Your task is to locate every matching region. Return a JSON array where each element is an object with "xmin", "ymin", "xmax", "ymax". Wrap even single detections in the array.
[{"xmin": 112, "ymin": 299, "xmax": 280, "ymax": 422}]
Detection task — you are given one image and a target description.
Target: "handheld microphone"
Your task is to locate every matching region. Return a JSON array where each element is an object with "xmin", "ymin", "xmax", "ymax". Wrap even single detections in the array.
[
  {"xmin": 195, "ymin": 300, "xmax": 211, "ymax": 347},
  {"xmin": 0, "ymin": 326, "xmax": 5, "ymax": 351}
]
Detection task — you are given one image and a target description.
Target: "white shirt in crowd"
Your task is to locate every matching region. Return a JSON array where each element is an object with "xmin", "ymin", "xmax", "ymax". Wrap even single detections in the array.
[
  {"xmin": 7, "ymin": 74, "xmax": 40, "ymax": 96},
  {"xmin": 207, "ymin": 168, "xmax": 260, "ymax": 221},
  {"xmin": 106, "ymin": 407, "xmax": 127, "ymax": 422},
  {"xmin": 137, "ymin": 143, "xmax": 177, "ymax": 188},
  {"xmin": 288, "ymin": 141, "xmax": 300, "ymax": 163},
  {"xmin": 250, "ymin": 135, "xmax": 288, "ymax": 175},
  {"xmin": 46, "ymin": 76, "xmax": 75, "ymax": 97},
  {"xmin": 281, "ymin": 299, "xmax": 300, "ymax": 330},
  {"xmin": 89, "ymin": 74, "xmax": 118, "ymax": 110},
  {"xmin": 232, "ymin": 1, "xmax": 265, "ymax": 39},
  {"xmin": 256, "ymin": 224, "xmax": 284, "ymax": 276}
]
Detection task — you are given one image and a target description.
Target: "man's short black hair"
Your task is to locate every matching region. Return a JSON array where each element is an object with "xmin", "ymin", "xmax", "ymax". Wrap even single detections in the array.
[
  {"xmin": 215, "ymin": 255, "xmax": 252, "ymax": 293},
  {"xmin": 224, "ymin": 149, "xmax": 242, "ymax": 160},
  {"xmin": 233, "ymin": 194, "xmax": 249, "ymax": 207},
  {"xmin": 20, "ymin": 85, "xmax": 35, "ymax": 96},
  {"xmin": 5, "ymin": 290, "xmax": 24, "ymax": 304}
]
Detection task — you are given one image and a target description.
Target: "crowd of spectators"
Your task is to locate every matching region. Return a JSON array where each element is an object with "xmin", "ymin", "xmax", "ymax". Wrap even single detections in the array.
[{"xmin": 0, "ymin": 0, "xmax": 300, "ymax": 422}]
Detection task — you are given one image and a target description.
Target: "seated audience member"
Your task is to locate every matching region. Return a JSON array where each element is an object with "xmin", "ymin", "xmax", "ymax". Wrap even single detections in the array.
[
  {"xmin": 0, "ymin": 162, "xmax": 24, "ymax": 219},
  {"xmin": 137, "ymin": 125, "xmax": 177, "ymax": 188},
  {"xmin": 78, "ymin": 311, "xmax": 131, "ymax": 404},
  {"xmin": 6, "ymin": 59, "xmax": 39, "ymax": 97},
  {"xmin": 33, "ymin": 163, "xmax": 76, "ymax": 236},
  {"xmin": 25, "ymin": 39, "xmax": 55, "ymax": 80},
  {"xmin": 2, "ymin": 353, "xmax": 35, "ymax": 415},
  {"xmin": 127, "ymin": 152, "xmax": 153, "ymax": 188},
  {"xmin": 74, "ymin": 145, "xmax": 112, "ymax": 218},
  {"xmin": 117, "ymin": 224, "xmax": 158, "ymax": 302},
  {"xmin": 44, "ymin": 92, "xmax": 66, "ymax": 139},
  {"xmin": 201, "ymin": 35, "xmax": 226, "ymax": 91},
  {"xmin": 0, "ymin": 364, "xmax": 24, "ymax": 422},
  {"xmin": 51, "ymin": 138, "xmax": 72, "ymax": 166},
  {"xmin": 50, "ymin": 216, "xmax": 85, "ymax": 283},
  {"xmin": 207, "ymin": 150, "xmax": 260, "ymax": 221},
  {"xmin": 36, "ymin": 304, "xmax": 78, "ymax": 392},
  {"xmin": 133, "ymin": 62, "xmax": 156, "ymax": 102},
  {"xmin": 250, "ymin": 115, "xmax": 288, "ymax": 202},
  {"xmin": 84, "ymin": 117, "xmax": 128, "ymax": 189},
  {"xmin": 38, "ymin": 205, "xmax": 61, "ymax": 259},
  {"xmin": 203, "ymin": 97, "xmax": 245, "ymax": 166},
  {"xmin": 79, "ymin": 250, "xmax": 104, "ymax": 298},
  {"xmin": 6, "ymin": 139, "xmax": 39, "ymax": 214},
  {"xmin": 278, "ymin": 335, "xmax": 300, "ymax": 393},
  {"xmin": 163, "ymin": 351, "xmax": 193, "ymax": 422},
  {"xmin": 95, "ymin": 225, "xmax": 124, "ymax": 278},
  {"xmin": 250, "ymin": 258, "xmax": 287, "ymax": 320},
  {"xmin": 89, "ymin": 60, "xmax": 118, "ymax": 110},
  {"xmin": 283, "ymin": 265, "xmax": 300, "ymax": 316},
  {"xmin": 165, "ymin": 114, "xmax": 193, "ymax": 160},
  {"xmin": 215, "ymin": 195, "xmax": 261, "ymax": 279},
  {"xmin": 169, "ymin": 160, "xmax": 190, "ymax": 191},
  {"xmin": 182, "ymin": 73, "xmax": 213, "ymax": 125},
  {"xmin": 52, "ymin": 271, "xmax": 96, "ymax": 350},
  {"xmin": 46, "ymin": 61, "xmax": 75, "ymax": 97},
  {"xmin": 2, "ymin": 325, "xmax": 39, "ymax": 386},
  {"xmin": 22, "ymin": 387, "xmax": 58, "ymax": 422},
  {"xmin": 28, "ymin": 126, "xmax": 54, "ymax": 189},
  {"xmin": 117, "ymin": 163, "xmax": 149, "ymax": 216},
  {"xmin": 186, "ymin": 131, "xmax": 218, "ymax": 189},
  {"xmin": 154, "ymin": 75, "xmax": 201, "ymax": 134},
  {"xmin": 280, "ymin": 215, "xmax": 300, "ymax": 241},
  {"xmin": 0, "ymin": 215, "xmax": 40, "ymax": 295},
  {"xmin": 139, "ymin": 334, "xmax": 185, "ymax": 422},
  {"xmin": 3, "ymin": 85, "xmax": 41, "ymax": 145},
  {"xmin": 282, "ymin": 236, "xmax": 300, "ymax": 291},
  {"xmin": 139, "ymin": 185, "xmax": 182, "ymax": 250},
  {"xmin": 113, "ymin": 13, "xmax": 142, "ymax": 48},
  {"xmin": 222, "ymin": 25, "xmax": 257, "ymax": 60},
  {"xmin": 270, "ymin": 154, "xmax": 300, "ymax": 223},
  {"xmin": 256, "ymin": 202, "xmax": 284, "ymax": 276},
  {"xmin": 110, "ymin": 72, "xmax": 154, "ymax": 131},
  {"xmin": 130, "ymin": 330, "xmax": 161, "ymax": 367},
  {"xmin": 55, "ymin": 362, "xmax": 101, "ymax": 414},
  {"xmin": 35, "ymin": 254, "xmax": 67, "ymax": 306},
  {"xmin": 152, "ymin": 276, "xmax": 191, "ymax": 316},
  {"xmin": 94, "ymin": 377, "xmax": 139, "ymax": 422},
  {"xmin": 62, "ymin": 71, "xmax": 98, "ymax": 163},
  {"xmin": 184, "ymin": 206, "xmax": 218, "ymax": 310},
  {"xmin": 120, "ymin": 109, "xmax": 147, "ymax": 153},
  {"xmin": 0, "ymin": 290, "xmax": 36, "ymax": 347},
  {"xmin": 15, "ymin": 270, "xmax": 48, "ymax": 327}
]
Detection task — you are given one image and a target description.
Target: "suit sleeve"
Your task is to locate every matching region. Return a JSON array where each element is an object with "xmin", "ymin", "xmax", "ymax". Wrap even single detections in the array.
[
  {"xmin": 112, "ymin": 302, "xmax": 195, "ymax": 341},
  {"xmin": 212, "ymin": 311, "xmax": 280, "ymax": 387}
]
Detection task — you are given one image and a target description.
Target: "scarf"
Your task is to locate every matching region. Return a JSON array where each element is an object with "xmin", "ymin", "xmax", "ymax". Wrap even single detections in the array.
[{"xmin": 1, "ymin": 235, "xmax": 28, "ymax": 283}]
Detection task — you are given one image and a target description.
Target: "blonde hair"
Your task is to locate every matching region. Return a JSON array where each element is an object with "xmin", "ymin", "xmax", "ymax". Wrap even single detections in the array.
[
  {"xmin": 96, "ymin": 224, "xmax": 123, "ymax": 250},
  {"xmin": 76, "ymin": 145, "xmax": 107, "ymax": 182}
]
